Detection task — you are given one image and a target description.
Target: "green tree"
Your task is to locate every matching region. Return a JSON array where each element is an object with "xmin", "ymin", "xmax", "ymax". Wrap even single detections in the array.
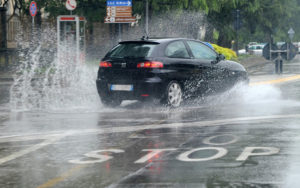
[{"xmin": 13, "ymin": 0, "xmax": 300, "ymax": 47}]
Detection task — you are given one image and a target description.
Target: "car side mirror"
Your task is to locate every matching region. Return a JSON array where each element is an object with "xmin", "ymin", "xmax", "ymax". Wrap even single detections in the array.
[
  {"xmin": 218, "ymin": 54, "xmax": 226, "ymax": 61},
  {"xmin": 212, "ymin": 54, "xmax": 225, "ymax": 64}
]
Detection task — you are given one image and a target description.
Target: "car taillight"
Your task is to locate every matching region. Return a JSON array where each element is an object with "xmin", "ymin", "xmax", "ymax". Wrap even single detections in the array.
[
  {"xmin": 137, "ymin": 61, "xmax": 163, "ymax": 68},
  {"xmin": 100, "ymin": 61, "xmax": 112, "ymax": 68}
]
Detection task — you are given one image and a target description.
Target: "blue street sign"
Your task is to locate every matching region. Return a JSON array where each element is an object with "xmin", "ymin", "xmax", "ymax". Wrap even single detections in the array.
[{"xmin": 107, "ymin": 0, "xmax": 132, "ymax": 7}]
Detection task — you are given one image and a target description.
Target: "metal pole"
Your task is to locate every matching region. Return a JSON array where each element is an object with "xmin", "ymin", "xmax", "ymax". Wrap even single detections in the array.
[
  {"xmin": 287, "ymin": 42, "xmax": 289, "ymax": 61},
  {"xmin": 269, "ymin": 42, "xmax": 272, "ymax": 61},
  {"xmin": 145, "ymin": 0, "xmax": 149, "ymax": 37},
  {"xmin": 118, "ymin": 23, "xmax": 122, "ymax": 42},
  {"xmin": 31, "ymin": 16, "xmax": 35, "ymax": 47},
  {"xmin": 76, "ymin": 16, "xmax": 80, "ymax": 64},
  {"xmin": 57, "ymin": 16, "xmax": 60, "ymax": 63},
  {"xmin": 83, "ymin": 20, "xmax": 86, "ymax": 61},
  {"xmin": 235, "ymin": 9, "xmax": 239, "ymax": 56},
  {"xmin": 236, "ymin": 29, "xmax": 239, "ymax": 56}
]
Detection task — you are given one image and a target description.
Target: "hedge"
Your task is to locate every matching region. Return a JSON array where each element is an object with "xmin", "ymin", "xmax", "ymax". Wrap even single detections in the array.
[{"xmin": 211, "ymin": 44, "xmax": 237, "ymax": 60}]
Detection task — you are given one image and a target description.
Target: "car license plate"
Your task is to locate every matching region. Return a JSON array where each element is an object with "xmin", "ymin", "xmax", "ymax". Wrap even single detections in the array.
[{"xmin": 110, "ymin": 84, "xmax": 133, "ymax": 91}]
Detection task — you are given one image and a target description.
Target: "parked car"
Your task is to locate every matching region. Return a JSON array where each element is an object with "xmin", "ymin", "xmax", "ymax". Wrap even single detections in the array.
[
  {"xmin": 293, "ymin": 42, "xmax": 300, "ymax": 53},
  {"xmin": 276, "ymin": 42, "xmax": 285, "ymax": 48},
  {"xmin": 96, "ymin": 38, "xmax": 248, "ymax": 107},
  {"xmin": 248, "ymin": 44, "xmax": 265, "ymax": 56},
  {"xmin": 238, "ymin": 49, "xmax": 247, "ymax": 55}
]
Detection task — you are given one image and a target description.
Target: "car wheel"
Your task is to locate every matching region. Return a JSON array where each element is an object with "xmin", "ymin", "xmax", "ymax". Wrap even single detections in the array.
[
  {"xmin": 101, "ymin": 97, "xmax": 122, "ymax": 107},
  {"xmin": 163, "ymin": 81, "xmax": 183, "ymax": 107}
]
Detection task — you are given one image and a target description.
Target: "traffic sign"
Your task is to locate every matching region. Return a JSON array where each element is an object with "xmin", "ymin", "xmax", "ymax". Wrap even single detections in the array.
[
  {"xmin": 263, "ymin": 43, "xmax": 278, "ymax": 60},
  {"xmin": 105, "ymin": 0, "xmax": 135, "ymax": 23},
  {"xmin": 29, "ymin": 1, "xmax": 37, "ymax": 17},
  {"xmin": 263, "ymin": 42, "xmax": 297, "ymax": 61},
  {"xmin": 107, "ymin": 0, "xmax": 132, "ymax": 7},
  {"xmin": 280, "ymin": 42, "xmax": 297, "ymax": 61},
  {"xmin": 288, "ymin": 28, "xmax": 295, "ymax": 41},
  {"xmin": 105, "ymin": 17, "xmax": 136, "ymax": 23},
  {"xmin": 107, "ymin": 7, "xmax": 132, "ymax": 17},
  {"xmin": 66, "ymin": 0, "xmax": 77, "ymax": 11}
]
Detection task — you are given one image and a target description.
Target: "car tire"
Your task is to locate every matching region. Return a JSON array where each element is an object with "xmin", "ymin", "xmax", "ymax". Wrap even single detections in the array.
[
  {"xmin": 162, "ymin": 81, "xmax": 183, "ymax": 107},
  {"xmin": 101, "ymin": 96, "xmax": 122, "ymax": 107}
]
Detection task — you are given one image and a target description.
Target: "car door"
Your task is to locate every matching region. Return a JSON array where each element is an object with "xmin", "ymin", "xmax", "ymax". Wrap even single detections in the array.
[
  {"xmin": 185, "ymin": 40, "xmax": 224, "ymax": 95},
  {"xmin": 162, "ymin": 40, "xmax": 199, "ymax": 97}
]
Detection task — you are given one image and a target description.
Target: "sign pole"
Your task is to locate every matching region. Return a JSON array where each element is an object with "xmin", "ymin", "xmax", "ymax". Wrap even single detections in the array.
[
  {"xmin": 118, "ymin": 23, "xmax": 122, "ymax": 42},
  {"xmin": 145, "ymin": 0, "xmax": 149, "ymax": 37},
  {"xmin": 32, "ymin": 17, "xmax": 34, "ymax": 45},
  {"xmin": 288, "ymin": 28, "xmax": 295, "ymax": 62}
]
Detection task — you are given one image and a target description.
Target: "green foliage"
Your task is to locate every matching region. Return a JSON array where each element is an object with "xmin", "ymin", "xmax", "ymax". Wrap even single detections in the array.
[
  {"xmin": 213, "ymin": 30, "xmax": 219, "ymax": 41},
  {"xmin": 21, "ymin": 0, "xmax": 106, "ymax": 23},
  {"xmin": 16, "ymin": 0, "xmax": 300, "ymax": 46},
  {"xmin": 212, "ymin": 44, "xmax": 237, "ymax": 60}
]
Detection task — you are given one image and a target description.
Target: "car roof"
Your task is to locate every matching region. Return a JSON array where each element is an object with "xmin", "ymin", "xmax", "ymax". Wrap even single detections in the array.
[{"xmin": 119, "ymin": 37, "xmax": 198, "ymax": 44}]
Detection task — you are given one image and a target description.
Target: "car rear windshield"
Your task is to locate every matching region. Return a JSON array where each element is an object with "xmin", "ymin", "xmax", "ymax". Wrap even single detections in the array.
[{"xmin": 106, "ymin": 42, "xmax": 157, "ymax": 58}]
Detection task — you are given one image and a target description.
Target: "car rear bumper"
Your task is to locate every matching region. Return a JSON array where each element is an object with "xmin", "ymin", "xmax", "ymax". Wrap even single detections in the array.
[{"xmin": 96, "ymin": 78, "xmax": 166, "ymax": 101}]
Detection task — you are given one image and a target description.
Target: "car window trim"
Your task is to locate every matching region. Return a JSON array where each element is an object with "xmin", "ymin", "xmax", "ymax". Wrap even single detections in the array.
[
  {"xmin": 164, "ymin": 40, "xmax": 192, "ymax": 59},
  {"xmin": 183, "ymin": 40, "xmax": 195, "ymax": 59},
  {"xmin": 185, "ymin": 40, "xmax": 218, "ymax": 61}
]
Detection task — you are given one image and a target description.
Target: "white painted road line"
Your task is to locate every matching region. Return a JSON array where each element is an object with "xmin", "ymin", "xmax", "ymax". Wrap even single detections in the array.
[
  {"xmin": 69, "ymin": 149, "xmax": 125, "ymax": 164},
  {"xmin": 177, "ymin": 147, "xmax": 228, "ymax": 162},
  {"xmin": 0, "ymin": 113, "xmax": 295, "ymax": 165},
  {"xmin": 134, "ymin": 149, "xmax": 177, "ymax": 164},
  {"xmin": 0, "ymin": 135, "xmax": 65, "ymax": 165},
  {"xmin": 236, "ymin": 147, "xmax": 280, "ymax": 161},
  {"xmin": 203, "ymin": 134, "xmax": 239, "ymax": 146}
]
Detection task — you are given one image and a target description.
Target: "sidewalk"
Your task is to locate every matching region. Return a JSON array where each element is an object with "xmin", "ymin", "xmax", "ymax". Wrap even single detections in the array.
[
  {"xmin": 0, "ymin": 71, "xmax": 14, "ymax": 82},
  {"xmin": 239, "ymin": 56, "xmax": 272, "ymax": 70}
]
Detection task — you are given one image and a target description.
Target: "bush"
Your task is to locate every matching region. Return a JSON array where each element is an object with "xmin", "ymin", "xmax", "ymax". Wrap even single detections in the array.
[{"xmin": 211, "ymin": 44, "xmax": 237, "ymax": 60}]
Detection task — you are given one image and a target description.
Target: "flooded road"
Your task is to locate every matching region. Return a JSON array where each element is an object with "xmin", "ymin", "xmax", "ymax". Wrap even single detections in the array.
[{"xmin": 1, "ymin": 59, "xmax": 300, "ymax": 187}]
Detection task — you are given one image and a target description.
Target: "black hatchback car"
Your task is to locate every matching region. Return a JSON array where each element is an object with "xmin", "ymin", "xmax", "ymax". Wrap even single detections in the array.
[{"xmin": 96, "ymin": 38, "xmax": 248, "ymax": 107}]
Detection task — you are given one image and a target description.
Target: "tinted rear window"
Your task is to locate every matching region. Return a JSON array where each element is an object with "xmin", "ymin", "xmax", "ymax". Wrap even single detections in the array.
[{"xmin": 106, "ymin": 43, "xmax": 157, "ymax": 58}]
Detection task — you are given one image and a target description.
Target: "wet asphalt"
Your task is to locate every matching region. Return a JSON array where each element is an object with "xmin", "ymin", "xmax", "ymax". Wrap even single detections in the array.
[{"xmin": 1, "ymin": 58, "xmax": 300, "ymax": 188}]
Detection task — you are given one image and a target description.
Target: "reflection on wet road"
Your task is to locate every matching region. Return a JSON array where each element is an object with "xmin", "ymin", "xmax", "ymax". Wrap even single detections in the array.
[{"xmin": 1, "ymin": 61, "xmax": 300, "ymax": 187}]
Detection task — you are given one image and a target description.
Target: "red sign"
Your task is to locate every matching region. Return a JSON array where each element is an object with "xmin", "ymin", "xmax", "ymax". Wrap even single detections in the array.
[
  {"xmin": 66, "ymin": 0, "xmax": 77, "ymax": 11},
  {"xmin": 29, "ymin": 1, "xmax": 37, "ymax": 17},
  {"xmin": 105, "ymin": 17, "xmax": 136, "ymax": 23},
  {"xmin": 59, "ymin": 16, "xmax": 86, "ymax": 21}
]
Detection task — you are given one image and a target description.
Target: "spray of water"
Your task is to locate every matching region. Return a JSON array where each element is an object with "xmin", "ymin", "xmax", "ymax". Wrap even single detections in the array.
[
  {"xmin": 192, "ymin": 81, "xmax": 300, "ymax": 117},
  {"xmin": 8, "ymin": 12, "xmax": 296, "ymax": 113},
  {"xmin": 9, "ymin": 27, "xmax": 101, "ymax": 112}
]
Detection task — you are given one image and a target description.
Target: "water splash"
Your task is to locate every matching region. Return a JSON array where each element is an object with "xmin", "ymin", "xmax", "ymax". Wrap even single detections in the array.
[{"xmin": 10, "ymin": 27, "xmax": 101, "ymax": 112}]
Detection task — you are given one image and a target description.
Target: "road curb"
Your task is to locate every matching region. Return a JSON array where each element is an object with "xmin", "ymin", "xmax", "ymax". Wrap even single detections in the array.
[
  {"xmin": 0, "ymin": 77, "xmax": 14, "ymax": 82},
  {"xmin": 244, "ymin": 61, "xmax": 272, "ymax": 69}
]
